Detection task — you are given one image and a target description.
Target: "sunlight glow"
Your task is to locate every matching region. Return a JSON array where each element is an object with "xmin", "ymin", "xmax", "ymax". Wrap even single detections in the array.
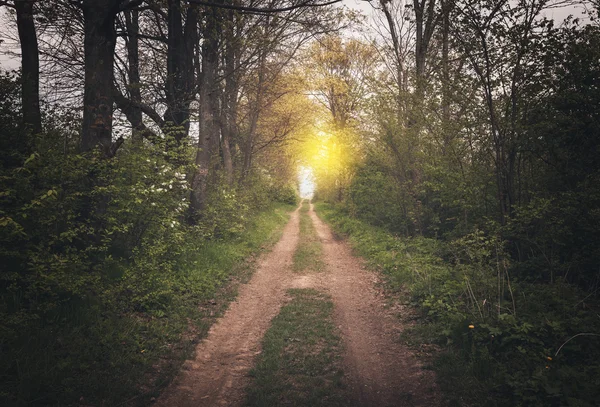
[{"xmin": 298, "ymin": 166, "xmax": 315, "ymax": 199}]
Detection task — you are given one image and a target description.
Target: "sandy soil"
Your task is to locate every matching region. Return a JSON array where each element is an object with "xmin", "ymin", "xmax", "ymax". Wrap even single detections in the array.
[
  {"xmin": 309, "ymin": 202, "xmax": 441, "ymax": 407},
  {"xmin": 156, "ymin": 205, "xmax": 302, "ymax": 407},
  {"xmin": 157, "ymin": 202, "xmax": 441, "ymax": 406}
]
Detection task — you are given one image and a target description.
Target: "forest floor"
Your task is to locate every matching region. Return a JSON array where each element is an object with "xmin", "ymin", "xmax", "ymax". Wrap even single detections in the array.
[{"xmin": 156, "ymin": 201, "xmax": 441, "ymax": 407}]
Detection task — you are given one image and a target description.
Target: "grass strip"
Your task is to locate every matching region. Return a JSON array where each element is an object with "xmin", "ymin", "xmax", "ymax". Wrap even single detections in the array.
[
  {"xmin": 292, "ymin": 201, "xmax": 325, "ymax": 273},
  {"xmin": 245, "ymin": 288, "xmax": 349, "ymax": 407}
]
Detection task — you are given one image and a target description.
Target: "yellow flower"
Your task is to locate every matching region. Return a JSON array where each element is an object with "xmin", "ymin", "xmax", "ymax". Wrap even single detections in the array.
[
  {"xmin": 468, "ymin": 324, "xmax": 475, "ymax": 329},
  {"xmin": 545, "ymin": 365, "xmax": 550, "ymax": 369},
  {"xmin": 547, "ymin": 356, "xmax": 552, "ymax": 361}
]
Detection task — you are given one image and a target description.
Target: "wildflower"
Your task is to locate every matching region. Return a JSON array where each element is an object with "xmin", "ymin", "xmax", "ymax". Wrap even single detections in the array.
[
  {"xmin": 468, "ymin": 324, "xmax": 475, "ymax": 329},
  {"xmin": 545, "ymin": 365, "xmax": 550, "ymax": 369},
  {"xmin": 547, "ymin": 356, "xmax": 552, "ymax": 361}
]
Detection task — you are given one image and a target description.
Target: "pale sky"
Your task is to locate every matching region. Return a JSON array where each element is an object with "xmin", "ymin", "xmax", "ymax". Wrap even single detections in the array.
[{"xmin": 0, "ymin": 0, "xmax": 591, "ymax": 71}]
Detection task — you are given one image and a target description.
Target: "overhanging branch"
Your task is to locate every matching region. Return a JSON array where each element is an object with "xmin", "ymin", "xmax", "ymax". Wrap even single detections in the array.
[{"xmin": 186, "ymin": 0, "xmax": 341, "ymax": 13}]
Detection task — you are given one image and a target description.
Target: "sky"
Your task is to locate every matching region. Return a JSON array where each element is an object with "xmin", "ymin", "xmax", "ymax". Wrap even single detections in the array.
[{"xmin": 0, "ymin": 0, "xmax": 592, "ymax": 71}]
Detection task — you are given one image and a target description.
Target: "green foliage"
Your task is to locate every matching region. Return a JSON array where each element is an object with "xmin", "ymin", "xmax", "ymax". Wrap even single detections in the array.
[
  {"xmin": 316, "ymin": 203, "xmax": 600, "ymax": 407},
  {"xmin": 270, "ymin": 183, "xmax": 298, "ymax": 206},
  {"xmin": 317, "ymin": 22, "xmax": 600, "ymax": 407},
  {"xmin": 348, "ymin": 162, "xmax": 407, "ymax": 233},
  {"xmin": 0, "ymin": 71, "xmax": 296, "ymax": 405}
]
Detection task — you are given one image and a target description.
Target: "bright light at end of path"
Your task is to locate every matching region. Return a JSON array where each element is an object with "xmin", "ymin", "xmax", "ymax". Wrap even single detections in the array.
[{"xmin": 299, "ymin": 167, "xmax": 315, "ymax": 199}]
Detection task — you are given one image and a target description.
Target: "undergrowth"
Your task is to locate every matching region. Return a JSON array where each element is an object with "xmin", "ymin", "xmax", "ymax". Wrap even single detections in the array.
[
  {"xmin": 0, "ymin": 201, "xmax": 294, "ymax": 407},
  {"xmin": 315, "ymin": 202, "xmax": 600, "ymax": 407}
]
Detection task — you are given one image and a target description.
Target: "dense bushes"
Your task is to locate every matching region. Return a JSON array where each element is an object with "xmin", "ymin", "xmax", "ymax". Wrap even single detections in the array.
[
  {"xmin": 0, "ymin": 73, "xmax": 297, "ymax": 405},
  {"xmin": 311, "ymin": 24, "xmax": 600, "ymax": 406},
  {"xmin": 317, "ymin": 203, "xmax": 600, "ymax": 406}
]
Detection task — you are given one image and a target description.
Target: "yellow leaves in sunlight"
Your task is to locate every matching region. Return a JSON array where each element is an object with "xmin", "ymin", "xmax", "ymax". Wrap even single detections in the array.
[{"xmin": 298, "ymin": 122, "xmax": 362, "ymax": 201}]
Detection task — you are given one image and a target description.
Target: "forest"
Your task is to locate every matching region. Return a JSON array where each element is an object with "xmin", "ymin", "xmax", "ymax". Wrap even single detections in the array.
[{"xmin": 1, "ymin": 0, "xmax": 599, "ymax": 406}]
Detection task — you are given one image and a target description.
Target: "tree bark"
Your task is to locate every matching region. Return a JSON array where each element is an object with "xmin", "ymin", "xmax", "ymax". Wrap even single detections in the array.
[
  {"xmin": 162, "ymin": 1, "xmax": 198, "ymax": 145},
  {"xmin": 164, "ymin": 0, "xmax": 188, "ymax": 145},
  {"xmin": 124, "ymin": 9, "xmax": 143, "ymax": 144},
  {"xmin": 220, "ymin": 8, "xmax": 238, "ymax": 185},
  {"xmin": 379, "ymin": 0, "xmax": 405, "ymax": 127},
  {"xmin": 190, "ymin": 3, "xmax": 221, "ymax": 218},
  {"xmin": 240, "ymin": 49, "xmax": 266, "ymax": 184},
  {"xmin": 15, "ymin": 0, "xmax": 42, "ymax": 135},
  {"xmin": 81, "ymin": 0, "xmax": 120, "ymax": 156},
  {"xmin": 441, "ymin": 0, "xmax": 451, "ymax": 154}
]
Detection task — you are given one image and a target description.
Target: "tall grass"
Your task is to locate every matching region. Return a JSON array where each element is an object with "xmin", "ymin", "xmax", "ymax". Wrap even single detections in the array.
[{"xmin": 315, "ymin": 202, "xmax": 600, "ymax": 407}]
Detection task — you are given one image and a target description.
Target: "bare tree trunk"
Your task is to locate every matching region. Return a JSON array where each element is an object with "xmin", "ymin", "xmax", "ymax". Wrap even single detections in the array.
[
  {"xmin": 164, "ymin": 0, "xmax": 188, "ymax": 145},
  {"xmin": 379, "ymin": 0, "xmax": 406, "ymax": 129},
  {"xmin": 15, "ymin": 0, "xmax": 41, "ymax": 136},
  {"xmin": 240, "ymin": 50, "xmax": 266, "ymax": 185},
  {"xmin": 441, "ymin": 0, "xmax": 451, "ymax": 154},
  {"xmin": 413, "ymin": 0, "xmax": 437, "ymax": 91},
  {"xmin": 124, "ymin": 9, "xmax": 143, "ymax": 144},
  {"xmin": 190, "ymin": 4, "xmax": 220, "ymax": 219},
  {"xmin": 81, "ymin": 0, "xmax": 121, "ymax": 157},
  {"xmin": 220, "ymin": 9, "xmax": 238, "ymax": 185}
]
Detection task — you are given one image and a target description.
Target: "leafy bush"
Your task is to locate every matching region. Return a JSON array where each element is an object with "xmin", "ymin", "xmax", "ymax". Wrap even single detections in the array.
[
  {"xmin": 316, "ymin": 202, "xmax": 600, "ymax": 407},
  {"xmin": 0, "ymin": 75, "xmax": 296, "ymax": 404}
]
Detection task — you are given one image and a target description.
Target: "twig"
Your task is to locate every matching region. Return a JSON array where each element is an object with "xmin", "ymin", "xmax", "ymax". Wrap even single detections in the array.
[{"xmin": 555, "ymin": 333, "xmax": 600, "ymax": 357}]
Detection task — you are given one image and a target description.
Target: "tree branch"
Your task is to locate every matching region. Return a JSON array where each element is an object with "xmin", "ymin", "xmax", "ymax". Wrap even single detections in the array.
[{"xmin": 186, "ymin": 0, "xmax": 341, "ymax": 14}]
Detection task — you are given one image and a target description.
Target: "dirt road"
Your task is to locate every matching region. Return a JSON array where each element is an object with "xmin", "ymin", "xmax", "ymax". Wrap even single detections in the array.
[
  {"xmin": 157, "ymin": 202, "xmax": 441, "ymax": 406},
  {"xmin": 309, "ymin": 203, "xmax": 440, "ymax": 407}
]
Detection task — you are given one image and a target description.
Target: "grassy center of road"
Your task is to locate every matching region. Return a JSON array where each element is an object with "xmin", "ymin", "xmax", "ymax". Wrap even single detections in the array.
[
  {"xmin": 245, "ymin": 288, "xmax": 348, "ymax": 407},
  {"xmin": 292, "ymin": 200, "xmax": 325, "ymax": 273}
]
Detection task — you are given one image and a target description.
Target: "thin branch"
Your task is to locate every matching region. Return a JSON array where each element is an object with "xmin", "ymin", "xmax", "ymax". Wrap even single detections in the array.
[
  {"xmin": 186, "ymin": 0, "xmax": 341, "ymax": 14},
  {"xmin": 555, "ymin": 333, "xmax": 600, "ymax": 357}
]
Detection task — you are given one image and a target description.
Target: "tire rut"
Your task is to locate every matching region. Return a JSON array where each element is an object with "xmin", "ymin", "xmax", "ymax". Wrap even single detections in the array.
[
  {"xmin": 308, "ymin": 202, "xmax": 442, "ymax": 407},
  {"xmin": 156, "ymin": 204, "xmax": 302, "ymax": 407},
  {"xmin": 157, "ymin": 201, "xmax": 441, "ymax": 406}
]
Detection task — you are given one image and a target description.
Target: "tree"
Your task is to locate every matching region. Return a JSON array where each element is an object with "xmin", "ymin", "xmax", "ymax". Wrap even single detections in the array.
[
  {"xmin": 305, "ymin": 35, "xmax": 377, "ymax": 128},
  {"xmin": 0, "ymin": 0, "xmax": 42, "ymax": 135},
  {"xmin": 451, "ymin": 0, "xmax": 553, "ymax": 224}
]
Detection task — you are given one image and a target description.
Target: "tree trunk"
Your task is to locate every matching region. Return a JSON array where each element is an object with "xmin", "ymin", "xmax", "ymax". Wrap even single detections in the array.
[
  {"xmin": 413, "ymin": 0, "xmax": 438, "ymax": 97},
  {"xmin": 164, "ymin": 0, "xmax": 188, "ymax": 145},
  {"xmin": 190, "ymin": 4, "xmax": 220, "ymax": 219},
  {"xmin": 15, "ymin": 0, "xmax": 42, "ymax": 135},
  {"xmin": 124, "ymin": 9, "xmax": 143, "ymax": 144},
  {"xmin": 240, "ymin": 50, "xmax": 266, "ymax": 185},
  {"xmin": 441, "ymin": 0, "xmax": 451, "ymax": 154},
  {"xmin": 81, "ymin": 0, "xmax": 120, "ymax": 156},
  {"xmin": 220, "ymin": 9, "xmax": 238, "ymax": 185}
]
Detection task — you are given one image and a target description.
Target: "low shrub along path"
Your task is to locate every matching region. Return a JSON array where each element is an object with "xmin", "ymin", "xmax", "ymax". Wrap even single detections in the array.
[
  {"xmin": 156, "ymin": 205, "xmax": 301, "ymax": 407},
  {"xmin": 157, "ymin": 201, "xmax": 441, "ymax": 406}
]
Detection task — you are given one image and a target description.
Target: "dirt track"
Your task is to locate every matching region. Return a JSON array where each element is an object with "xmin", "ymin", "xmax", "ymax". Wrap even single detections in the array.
[
  {"xmin": 157, "ymin": 202, "xmax": 441, "ymax": 406},
  {"xmin": 309, "ymin": 203, "xmax": 441, "ymax": 407}
]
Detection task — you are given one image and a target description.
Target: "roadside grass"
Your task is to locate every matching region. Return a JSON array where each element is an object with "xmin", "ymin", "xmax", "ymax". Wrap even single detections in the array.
[
  {"xmin": 314, "ymin": 202, "xmax": 600, "ymax": 407},
  {"xmin": 292, "ymin": 200, "xmax": 325, "ymax": 273},
  {"xmin": 136, "ymin": 202, "xmax": 295, "ymax": 403},
  {"xmin": 245, "ymin": 288, "xmax": 349, "ymax": 407},
  {"xmin": 0, "ymin": 203, "xmax": 294, "ymax": 407}
]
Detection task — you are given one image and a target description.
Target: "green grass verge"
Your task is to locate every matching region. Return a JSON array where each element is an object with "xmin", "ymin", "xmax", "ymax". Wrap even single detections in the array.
[
  {"xmin": 292, "ymin": 201, "xmax": 325, "ymax": 273},
  {"xmin": 314, "ymin": 202, "xmax": 600, "ymax": 407},
  {"xmin": 245, "ymin": 288, "xmax": 349, "ymax": 407},
  {"xmin": 0, "ymin": 203, "xmax": 294, "ymax": 407}
]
